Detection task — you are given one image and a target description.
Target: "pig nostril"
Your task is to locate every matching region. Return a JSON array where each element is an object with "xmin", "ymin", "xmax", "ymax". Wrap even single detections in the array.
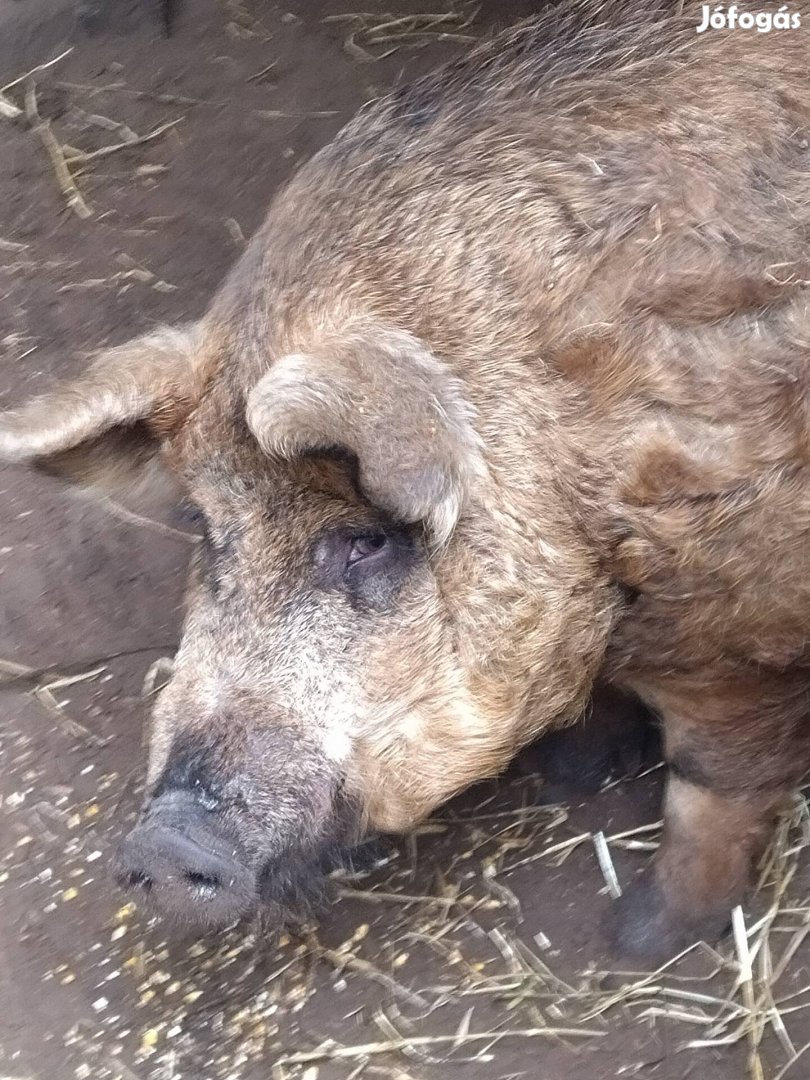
[{"xmin": 184, "ymin": 870, "xmax": 222, "ymax": 898}]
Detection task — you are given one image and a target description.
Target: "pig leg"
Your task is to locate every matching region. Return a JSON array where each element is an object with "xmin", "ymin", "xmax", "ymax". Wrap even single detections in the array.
[
  {"xmin": 519, "ymin": 684, "xmax": 659, "ymax": 800},
  {"xmin": 612, "ymin": 682, "xmax": 801, "ymax": 959},
  {"xmin": 612, "ymin": 777, "xmax": 784, "ymax": 958}
]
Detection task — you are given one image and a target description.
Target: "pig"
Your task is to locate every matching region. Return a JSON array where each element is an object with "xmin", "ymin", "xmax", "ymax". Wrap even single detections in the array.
[{"xmin": 3, "ymin": 0, "xmax": 810, "ymax": 958}]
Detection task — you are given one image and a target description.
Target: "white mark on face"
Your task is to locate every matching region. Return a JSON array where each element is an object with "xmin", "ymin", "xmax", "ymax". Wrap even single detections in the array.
[
  {"xmin": 396, "ymin": 710, "xmax": 425, "ymax": 742},
  {"xmin": 321, "ymin": 725, "xmax": 353, "ymax": 763}
]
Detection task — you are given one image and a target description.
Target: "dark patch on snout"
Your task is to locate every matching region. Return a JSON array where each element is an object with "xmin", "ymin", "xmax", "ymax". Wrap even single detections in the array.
[{"xmin": 150, "ymin": 741, "xmax": 223, "ymax": 810}]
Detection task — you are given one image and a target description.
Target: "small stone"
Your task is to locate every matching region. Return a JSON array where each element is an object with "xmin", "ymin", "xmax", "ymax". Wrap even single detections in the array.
[{"xmin": 141, "ymin": 1028, "xmax": 159, "ymax": 1049}]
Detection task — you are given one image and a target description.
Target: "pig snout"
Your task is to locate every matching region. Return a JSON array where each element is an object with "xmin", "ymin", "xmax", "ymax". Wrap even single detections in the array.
[{"xmin": 116, "ymin": 790, "xmax": 256, "ymax": 928}]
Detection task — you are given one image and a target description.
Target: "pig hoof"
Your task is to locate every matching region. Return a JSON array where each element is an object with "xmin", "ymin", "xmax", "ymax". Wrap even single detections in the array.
[
  {"xmin": 609, "ymin": 876, "xmax": 731, "ymax": 962},
  {"xmin": 521, "ymin": 687, "xmax": 659, "ymax": 800}
]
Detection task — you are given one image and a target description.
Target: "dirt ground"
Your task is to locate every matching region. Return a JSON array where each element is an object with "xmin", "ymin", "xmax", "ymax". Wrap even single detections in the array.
[{"xmin": 2, "ymin": 2, "xmax": 810, "ymax": 1079}]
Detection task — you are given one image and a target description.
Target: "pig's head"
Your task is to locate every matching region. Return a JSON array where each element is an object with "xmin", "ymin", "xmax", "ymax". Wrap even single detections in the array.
[{"xmin": 0, "ymin": 318, "xmax": 613, "ymax": 928}]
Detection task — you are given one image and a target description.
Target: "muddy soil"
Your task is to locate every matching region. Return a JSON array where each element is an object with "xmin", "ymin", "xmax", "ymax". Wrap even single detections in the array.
[{"xmin": 1, "ymin": 3, "xmax": 808, "ymax": 1079}]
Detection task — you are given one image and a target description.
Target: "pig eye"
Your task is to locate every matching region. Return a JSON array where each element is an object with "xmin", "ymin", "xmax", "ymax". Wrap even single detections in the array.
[
  {"xmin": 347, "ymin": 532, "xmax": 388, "ymax": 566},
  {"xmin": 312, "ymin": 525, "xmax": 418, "ymax": 602}
]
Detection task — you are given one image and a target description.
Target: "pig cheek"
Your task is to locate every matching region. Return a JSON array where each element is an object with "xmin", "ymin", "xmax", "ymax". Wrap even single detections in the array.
[
  {"xmin": 365, "ymin": 786, "xmax": 434, "ymax": 833},
  {"xmin": 354, "ymin": 691, "xmax": 520, "ymax": 831},
  {"xmin": 348, "ymin": 735, "xmax": 434, "ymax": 833}
]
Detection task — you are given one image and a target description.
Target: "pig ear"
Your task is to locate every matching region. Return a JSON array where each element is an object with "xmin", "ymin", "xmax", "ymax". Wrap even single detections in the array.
[
  {"xmin": 0, "ymin": 326, "xmax": 204, "ymax": 499},
  {"xmin": 246, "ymin": 327, "xmax": 486, "ymax": 544}
]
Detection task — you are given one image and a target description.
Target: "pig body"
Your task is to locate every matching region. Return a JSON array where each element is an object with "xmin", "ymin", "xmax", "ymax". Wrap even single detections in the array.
[{"xmin": 4, "ymin": 0, "xmax": 810, "ymax": 955}]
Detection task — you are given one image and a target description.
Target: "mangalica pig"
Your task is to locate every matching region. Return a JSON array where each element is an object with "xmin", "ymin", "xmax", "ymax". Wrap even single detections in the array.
[{"xmin": 3, "ymin": 0, "xmax": 810, "ymax": 957}]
